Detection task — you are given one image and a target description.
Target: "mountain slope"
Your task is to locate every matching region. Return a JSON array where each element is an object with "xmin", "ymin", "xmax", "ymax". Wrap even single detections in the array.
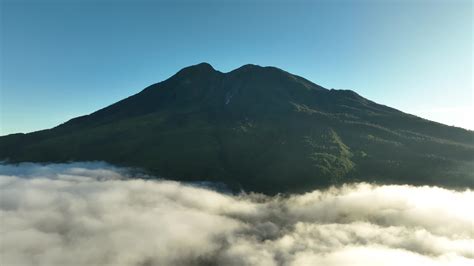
[{"xmin": 1, "ymin": 63, "xmax": 473, "ymax": 193}]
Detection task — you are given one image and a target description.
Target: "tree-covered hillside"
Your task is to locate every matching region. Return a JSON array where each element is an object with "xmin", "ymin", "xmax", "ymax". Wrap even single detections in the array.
[{"xmin": 1, "ymin": 63, "xmax": 473, "ymax": 193}]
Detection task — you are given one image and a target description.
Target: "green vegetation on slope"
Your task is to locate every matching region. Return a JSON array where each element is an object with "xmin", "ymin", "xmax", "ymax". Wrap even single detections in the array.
[{"xmin": 1, "ymin": 63, "xmax": 473, "ymax": 194}]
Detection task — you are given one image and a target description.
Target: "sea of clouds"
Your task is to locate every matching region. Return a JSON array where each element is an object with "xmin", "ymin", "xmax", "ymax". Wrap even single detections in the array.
[{"xmin": 0, "ymin": 162, "xmax": 473, "ymax": 266}]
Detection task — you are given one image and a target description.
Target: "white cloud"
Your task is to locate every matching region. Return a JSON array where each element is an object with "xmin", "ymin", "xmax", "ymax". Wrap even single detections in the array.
[
  {"xmin": 0, "ymin": 162, "xmax": 473, "ymax": 266},
  {"xmin": 405, "ymin": 105, "xmax": 474, "ymax": 130}
]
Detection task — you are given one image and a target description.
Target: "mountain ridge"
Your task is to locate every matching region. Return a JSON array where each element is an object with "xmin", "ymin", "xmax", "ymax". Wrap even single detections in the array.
[{"xmin": 1, "ymin": 63, "xmax": 473, "ymax": 194}]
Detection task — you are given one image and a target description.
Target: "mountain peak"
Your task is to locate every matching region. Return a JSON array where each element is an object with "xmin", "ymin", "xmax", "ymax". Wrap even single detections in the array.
[
  {"xmin": 231, "ymin": 64, "xmax": 283, "ymax": 73},
  {"xmin": 2, "ymin": 63, "xmax": 472, "ymax": 194},
  {"xmin": 235, "ymin": 63, "xmax": 261, "ymax": 70},
  {"xmin": 177, "ymin": 63, "xmax": 287, "ymax": 77},
  {"xmin": 193, "ymin": 62, "xmax": 215, "ymax": 70},
  {"xmin": 176, "ymin": 62, "xmax": 216, "ymax": 75}
]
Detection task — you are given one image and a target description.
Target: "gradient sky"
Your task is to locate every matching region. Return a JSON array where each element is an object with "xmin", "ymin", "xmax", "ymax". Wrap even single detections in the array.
[{"xmin": 1, "ymin": 0, "xmax": 472, "ymax": 135}]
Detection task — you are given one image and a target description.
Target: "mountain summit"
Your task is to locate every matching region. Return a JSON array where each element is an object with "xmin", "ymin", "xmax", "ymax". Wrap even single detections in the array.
[{"xmin": 1, "ymin": 63, "xmax": 473, "ymax": 193}]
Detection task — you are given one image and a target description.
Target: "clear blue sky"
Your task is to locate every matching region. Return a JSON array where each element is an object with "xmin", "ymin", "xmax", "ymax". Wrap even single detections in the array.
[{"xmin": 1, "ymin": 0, "xmax": 472, "ymax": 135}]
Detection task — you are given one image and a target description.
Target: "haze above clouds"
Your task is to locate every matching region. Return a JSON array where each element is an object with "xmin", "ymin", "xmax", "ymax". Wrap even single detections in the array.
[{"xmin": 0, "ymin": 162, "xmax": 473, "ymax": 266}]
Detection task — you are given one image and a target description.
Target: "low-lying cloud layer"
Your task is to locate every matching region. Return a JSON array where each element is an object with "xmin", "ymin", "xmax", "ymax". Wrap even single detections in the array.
[{"xmin": 1, "ymin": 162, "xmax": 473, "ymax": 266}]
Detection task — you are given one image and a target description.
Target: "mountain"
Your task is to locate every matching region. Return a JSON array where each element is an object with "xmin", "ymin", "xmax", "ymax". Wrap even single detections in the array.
[{"xmin": 1, "ymin": 63, "xmax": 473, "ymax": 193}]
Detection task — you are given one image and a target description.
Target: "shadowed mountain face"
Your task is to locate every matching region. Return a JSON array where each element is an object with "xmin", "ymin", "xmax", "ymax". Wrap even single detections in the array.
[{"xmin": 1, "ymin": 63, "xmax": 473, "ymax": 194}]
